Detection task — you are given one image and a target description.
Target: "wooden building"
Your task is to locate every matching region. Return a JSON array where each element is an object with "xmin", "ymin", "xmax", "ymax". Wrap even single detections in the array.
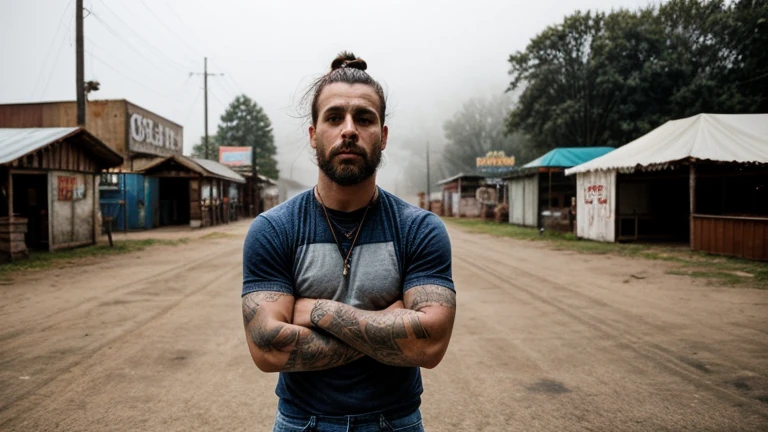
[
  {"xmin": 0, "ymin": 128, "xmax": 123, "ymax": 262},
  {"xmin": 566, "ymin": 114, "xmax": 768, "ymax": 261},
  {"xmin": 437, "ymin": 174, "xmax": 485, "ymax": 218},
  {"xmin": 0, "ymin": 100, "xmax": 192, "ymax": 231},
  {"xmin": 137, "ymin": 155, "xmax": 245, "ymax": 228}
]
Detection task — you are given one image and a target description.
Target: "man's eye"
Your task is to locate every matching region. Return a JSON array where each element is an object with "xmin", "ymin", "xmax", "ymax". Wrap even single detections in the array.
[
  {"xmin": 326, "ymin": 115, "xmax": 340, "ymax": 122},
  {"xmin": 357, "ymin": 117, "xmax": 373, "ymax": 125}
]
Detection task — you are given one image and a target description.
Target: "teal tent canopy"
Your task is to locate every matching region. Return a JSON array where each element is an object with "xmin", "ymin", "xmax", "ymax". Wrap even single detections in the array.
[{"xmin": 523, "ymin": 147, "xmax": 614, "ymax": 169}]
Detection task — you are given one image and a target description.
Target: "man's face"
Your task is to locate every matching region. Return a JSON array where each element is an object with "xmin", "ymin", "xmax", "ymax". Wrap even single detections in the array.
[{"xmin": 310, "ymin": 83, "xmax": 388, "ymax": 186}]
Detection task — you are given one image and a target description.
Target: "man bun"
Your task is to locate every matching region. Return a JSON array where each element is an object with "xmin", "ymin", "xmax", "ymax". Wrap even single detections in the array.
[{"xmin": 331, "ymin": 51, "xmax": 368, "ymax": 72}]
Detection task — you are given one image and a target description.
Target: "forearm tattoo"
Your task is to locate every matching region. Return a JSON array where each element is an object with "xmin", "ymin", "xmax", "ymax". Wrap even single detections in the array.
[
  {"xmin": 242, "ymin": 292, "xmax": 362, "ymax": 371},
  {"xmin": 310, "ymin": 286, "xmax": 455, "ymax": 367}
]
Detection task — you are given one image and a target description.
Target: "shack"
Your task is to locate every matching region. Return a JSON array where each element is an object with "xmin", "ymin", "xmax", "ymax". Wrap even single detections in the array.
[
  {"xmin": 437, "ymin": 173, "xmax": 485, "ymax": 218},
  {"xmin": 136, "ymin": 155, "xmax": 245, "ymax": 228},
  {"xmin": 0, "ymin": 128, "xmax": 123, "ymax": 262},
  {"xmin": 504, "ymin": 147, "xmax": 613, "ymax": 231},
  {"xmin": 0, "ymin": 100, "xmax": 187, "ymax": 231},
  {"xmin": 566, "ymin": 114, "xmax": 768, "ymax": 261}
]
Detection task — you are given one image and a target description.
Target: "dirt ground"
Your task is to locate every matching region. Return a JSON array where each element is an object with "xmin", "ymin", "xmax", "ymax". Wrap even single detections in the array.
[{"xmin": 1, "ymin": 219, "xmax": 767, "ymax": 431}]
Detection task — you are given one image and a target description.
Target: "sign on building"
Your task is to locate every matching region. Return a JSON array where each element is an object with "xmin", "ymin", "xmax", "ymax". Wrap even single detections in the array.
[
  {"xmin": 219, "ymin": 146, "xmax": 252, "ymax": 166},
  {"xmin": 476, "ymin": 151, "xmax": 515, "ymax": 173},
  {"xmin": 127, "ymin": 103, "xmax": 183, "ymax": 157}
]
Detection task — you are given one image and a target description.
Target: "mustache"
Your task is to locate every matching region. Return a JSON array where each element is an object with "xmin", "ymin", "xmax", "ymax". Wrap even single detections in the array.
[{"xmin": 329, "ymin": 140, "xmax": 366, "ymax": 158}]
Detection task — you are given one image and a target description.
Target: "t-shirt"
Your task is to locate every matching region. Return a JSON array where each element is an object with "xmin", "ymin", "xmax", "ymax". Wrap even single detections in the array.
[{"xmin": 242, "ymin": 187, "xmax": 454, "ymax": 415}]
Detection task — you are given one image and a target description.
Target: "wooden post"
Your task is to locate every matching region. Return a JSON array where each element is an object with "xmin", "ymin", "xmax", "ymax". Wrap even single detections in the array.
[
  {"xmin": 690, "ymin": 163, "xmax": 696, "ymax": 249},
  {"xmin": 7, "ymin": 170, "xmax": 12, "ymax": 218},
  {"xmin": 457, "ymin": 177, "xmax": 462, "ymax": 218}
]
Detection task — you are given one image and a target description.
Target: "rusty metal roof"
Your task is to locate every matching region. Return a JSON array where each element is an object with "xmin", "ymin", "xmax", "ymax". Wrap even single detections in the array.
[
  {"xmin": 0, "ymin": 127, "xmax": 123, "ymax": 166},
  {"xmin": 137, "ymin": 155, "xmax": 245, "ymax": 184}
]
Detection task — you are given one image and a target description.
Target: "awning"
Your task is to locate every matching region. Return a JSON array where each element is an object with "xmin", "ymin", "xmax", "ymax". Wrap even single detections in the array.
[{"xmin": 566, "ymin": 114, "xmax": 768, "ymax": 175}]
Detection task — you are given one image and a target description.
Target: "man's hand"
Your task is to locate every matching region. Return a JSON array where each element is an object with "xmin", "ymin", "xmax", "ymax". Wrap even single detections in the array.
[{"xmin": 292, "ymin": 298, "xmax": 317, "ymax": 328}]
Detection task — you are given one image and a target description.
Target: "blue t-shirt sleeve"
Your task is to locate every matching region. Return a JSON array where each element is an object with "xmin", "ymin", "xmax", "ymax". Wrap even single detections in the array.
[
  {"xmin": 402, "ymin": 213, "xmax": 454, "ymax": 292},
  {"xmin": 242, "ymin": 215, "xmax": 294, "ymax": 296}
]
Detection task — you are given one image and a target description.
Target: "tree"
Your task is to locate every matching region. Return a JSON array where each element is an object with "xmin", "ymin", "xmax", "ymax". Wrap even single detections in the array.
[
  {"xmin": 506, "ymin": 0, "xmax": 766, "ymax": 149},
  {"xmin": 216, "ymin": 95, "xmax": 278, "ymax": 179},
  {"xmin": 442, "ymin": 95, "xmax": 535, "ymax": 175},
  {"xmin": 190, "ymin": 135, "xmax": 219, "ymax": 160}
]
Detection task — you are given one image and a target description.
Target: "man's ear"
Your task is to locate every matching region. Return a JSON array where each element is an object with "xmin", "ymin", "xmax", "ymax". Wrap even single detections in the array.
[
  {"xmin": 309, "ymin": 124, "xmax": 317, "ymax": 150},
  {"xmin": 381, "ymin": 125, "xmax": 388, "ymax": 151}
]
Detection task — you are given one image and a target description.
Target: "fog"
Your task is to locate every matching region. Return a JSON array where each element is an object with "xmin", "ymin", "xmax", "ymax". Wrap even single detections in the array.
[{"xmin": 1, "ymin": 0, "xmax": 651, "ymax": 193}]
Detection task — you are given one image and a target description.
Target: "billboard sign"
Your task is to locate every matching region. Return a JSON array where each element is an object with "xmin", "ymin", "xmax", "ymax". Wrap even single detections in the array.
[
  {"xmin": 219, "ymin": 146, "xmax": 252, "ymax": 166},
  {"xmin": 127, "ymin": 103, "xmax": 183, "ymax": 157},
  {"xmin": 476, "ymin": 150, "xmax": 515, "ymax": 174}
]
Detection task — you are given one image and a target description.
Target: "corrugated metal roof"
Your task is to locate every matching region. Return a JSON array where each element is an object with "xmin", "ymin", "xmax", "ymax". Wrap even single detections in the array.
[
  {"xmin": 523, "ymin": 147, "xmax": 615, "ymax": 169},
  {"xmin": 191, "ymin": 158, "xmax": 246, "ymax": 184},
  {"xmin": 0, "ymin": 127, "xmax": 80, "ymax": 164}
]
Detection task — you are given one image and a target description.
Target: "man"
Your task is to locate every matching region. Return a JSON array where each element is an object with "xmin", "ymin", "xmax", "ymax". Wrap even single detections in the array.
[{"xmin": 242, "ymin": 52, "xmax": 456, "ymax": 432}]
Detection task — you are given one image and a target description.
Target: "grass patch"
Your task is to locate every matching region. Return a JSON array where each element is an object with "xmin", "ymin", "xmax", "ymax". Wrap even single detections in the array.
[
  {"xmin": 445, "ymin": 218, "xmax": 768, "ymax": 289},
  {"xmin": 0, "ymin": 238, "xmax": 189, "ymax": 282},
  {"xmin": 200, "ymin": 231, "xmax": 238, "ymax": 240}
]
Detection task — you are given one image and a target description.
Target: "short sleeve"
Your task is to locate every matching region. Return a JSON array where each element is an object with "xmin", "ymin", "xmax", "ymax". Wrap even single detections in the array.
[
  {"xmin": 402, "ymin": 213, "xmax": 454, "ymax": 292},
  {"xmin": 241, "ymin": 215, "xmax": 294, "ymax": 296}
]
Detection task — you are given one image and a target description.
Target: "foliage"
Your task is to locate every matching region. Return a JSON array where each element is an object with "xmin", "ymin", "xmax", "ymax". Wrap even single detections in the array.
[
  {"xmin": 442, "ymin": 94, "xmax": 536, "ymax": 175},
  {"xmin": 190, "ymin": 135, "xmax": 220, "ymax": 160},
  {"xmin": 215, "ymin": 95, "xmax": 279, "ymax": 179},
  {"xmin": 506, "ymin": 0, "xmax": 768, "ymax": 149}
]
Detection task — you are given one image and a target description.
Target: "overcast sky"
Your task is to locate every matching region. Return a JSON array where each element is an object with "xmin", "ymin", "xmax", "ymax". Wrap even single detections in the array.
[{"xmin": 1, "ymin": 0, "xmax": 653, "ymax": 192}]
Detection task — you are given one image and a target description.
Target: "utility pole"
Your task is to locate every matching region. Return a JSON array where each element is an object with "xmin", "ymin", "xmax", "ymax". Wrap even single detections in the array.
[
  {"xmin": 190, "ymin": 57, "xmax": 223, "ymax": 160},
  {"xmin": 204, "ymin": 57, "xmax": 208, "ymax": 159},
  {"xmin": 75, "ymin": 0, "xmax": 85, "ymax": 126},
  {"xmin": 425, "ymin": 141, "xmax": 431, "ymax": 211}
]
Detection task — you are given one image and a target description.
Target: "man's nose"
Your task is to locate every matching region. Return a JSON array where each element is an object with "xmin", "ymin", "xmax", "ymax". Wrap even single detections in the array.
[{"xmin": 340, "ymin": 115, "xmax": 358, "ymax": 141}]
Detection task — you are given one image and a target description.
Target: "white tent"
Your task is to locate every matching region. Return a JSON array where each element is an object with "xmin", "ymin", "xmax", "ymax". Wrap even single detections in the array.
[
  {"xmin": 566, "ymin": 114, "xmax": 768, "ymax": 175},
  {"xmin": 564, "ymin": 114, "xmax": 768, "ymax": 253}
]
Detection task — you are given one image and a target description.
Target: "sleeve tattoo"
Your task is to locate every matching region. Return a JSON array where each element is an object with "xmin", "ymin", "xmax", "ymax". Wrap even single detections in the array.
[
  {"xmin": 242, "ymin": 292, "xmax": 362, "ymax": 371},
  {"xmin": 310, "ymin": 285, "xmax": 456, "ymax": 367}
]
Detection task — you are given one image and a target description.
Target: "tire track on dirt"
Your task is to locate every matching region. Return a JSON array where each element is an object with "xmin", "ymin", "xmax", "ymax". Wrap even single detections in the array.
[
  {"xmin": 458, "ymin": 231, "xmax": 768, "ymax": 354},
  {"xmin": 454, "ymin": 243, "xmax": 768, "ymax": 419},
  {"xmin": 0, "ymin": 242, "xmax": 239, "ymax": 342},
  {"xmin": 0, "ymin": 255, "xmax": 241, "ymax": 416}
]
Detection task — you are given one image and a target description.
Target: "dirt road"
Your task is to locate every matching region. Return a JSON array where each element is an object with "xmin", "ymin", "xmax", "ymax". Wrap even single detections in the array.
[{"xmin": 1, "ymin": 220, "xmax": 767, "ymax": 431}]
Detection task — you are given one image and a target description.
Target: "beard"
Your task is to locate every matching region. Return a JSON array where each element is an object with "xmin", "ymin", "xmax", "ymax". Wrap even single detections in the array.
[{"xmin": 316, "ymin": 138, "xmax": 382, "ymax": 186}]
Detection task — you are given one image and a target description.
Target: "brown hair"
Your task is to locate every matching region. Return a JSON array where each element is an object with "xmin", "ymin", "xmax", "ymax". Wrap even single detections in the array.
[{"xmin": 307, "ymin": 51, "xmax": 386, "ymax": 126}]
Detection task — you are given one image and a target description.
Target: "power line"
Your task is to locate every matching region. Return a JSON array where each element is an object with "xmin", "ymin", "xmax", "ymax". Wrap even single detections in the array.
[
  {"xmin": 90, "ymin": 12, "xmax": 181, "ymax": 76},
  {"xmin": 87, "ymin": 53, "xmax": 181, "ymax": 101},
  {"xmin": 31, "ymin": 0, "xmax": 74, "ymax": 99},
  {"xmin": 139, "ymin": 0, "xmax": 204, "ymax": 60},
  {"xmin": 183, "ymin": 86, "xmax": 203, "ymax": 125},
  {"xmin": 93, "ymin": 2, "xmax": 193, "ymax": 73},
  {"xmin": 38, "ymin": 32, "xmax": 70, "ymax": 100}
]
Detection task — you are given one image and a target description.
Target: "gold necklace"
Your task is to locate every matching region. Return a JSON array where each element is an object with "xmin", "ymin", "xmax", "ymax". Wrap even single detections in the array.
[{"xmin": 316, "ymin": 187, "xmax": 376, "ymax": 277}]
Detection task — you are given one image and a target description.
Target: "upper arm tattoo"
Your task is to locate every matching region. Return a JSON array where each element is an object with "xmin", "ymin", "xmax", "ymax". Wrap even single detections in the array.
[
  {"xmin": 242, "ymin": 291, "xmax": 361, "ymax": 371},
  {"xmin": 407, "ymin": 285, "xmax": 457, "ymax": 311}
]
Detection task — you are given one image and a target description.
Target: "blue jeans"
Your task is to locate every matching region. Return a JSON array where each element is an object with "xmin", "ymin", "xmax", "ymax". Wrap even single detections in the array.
[{"xmin": 272, "ymin": 408, "xmax": 425, "ymax": 432}]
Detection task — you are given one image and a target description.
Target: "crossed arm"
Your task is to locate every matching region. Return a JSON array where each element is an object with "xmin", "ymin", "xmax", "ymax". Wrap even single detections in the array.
[{"xmin": 242, "ymin": 285, "xmax": 456, "ymax": 372}]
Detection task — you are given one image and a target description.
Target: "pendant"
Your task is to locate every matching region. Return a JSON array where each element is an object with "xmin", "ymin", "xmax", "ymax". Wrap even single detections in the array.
[
  {"xmin": 342, "ymin": 263, "xmax": 350, "ymax": 277},
  {"xmin": 344, "ymin": 231, "xmax": 354, "ymax": 239}
]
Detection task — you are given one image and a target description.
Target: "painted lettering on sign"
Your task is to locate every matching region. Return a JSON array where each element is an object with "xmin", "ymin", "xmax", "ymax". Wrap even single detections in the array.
[
  {"xmin": 57, "ymin": 176, "xmax": 85, "ymax": 201},
  {"xmin": 130, "ymin": 113, "xmax": 180, "ymax": 151},
  {"xmin": 584, "ymin": 183, "xmax": 611, "ymax": 226}
]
